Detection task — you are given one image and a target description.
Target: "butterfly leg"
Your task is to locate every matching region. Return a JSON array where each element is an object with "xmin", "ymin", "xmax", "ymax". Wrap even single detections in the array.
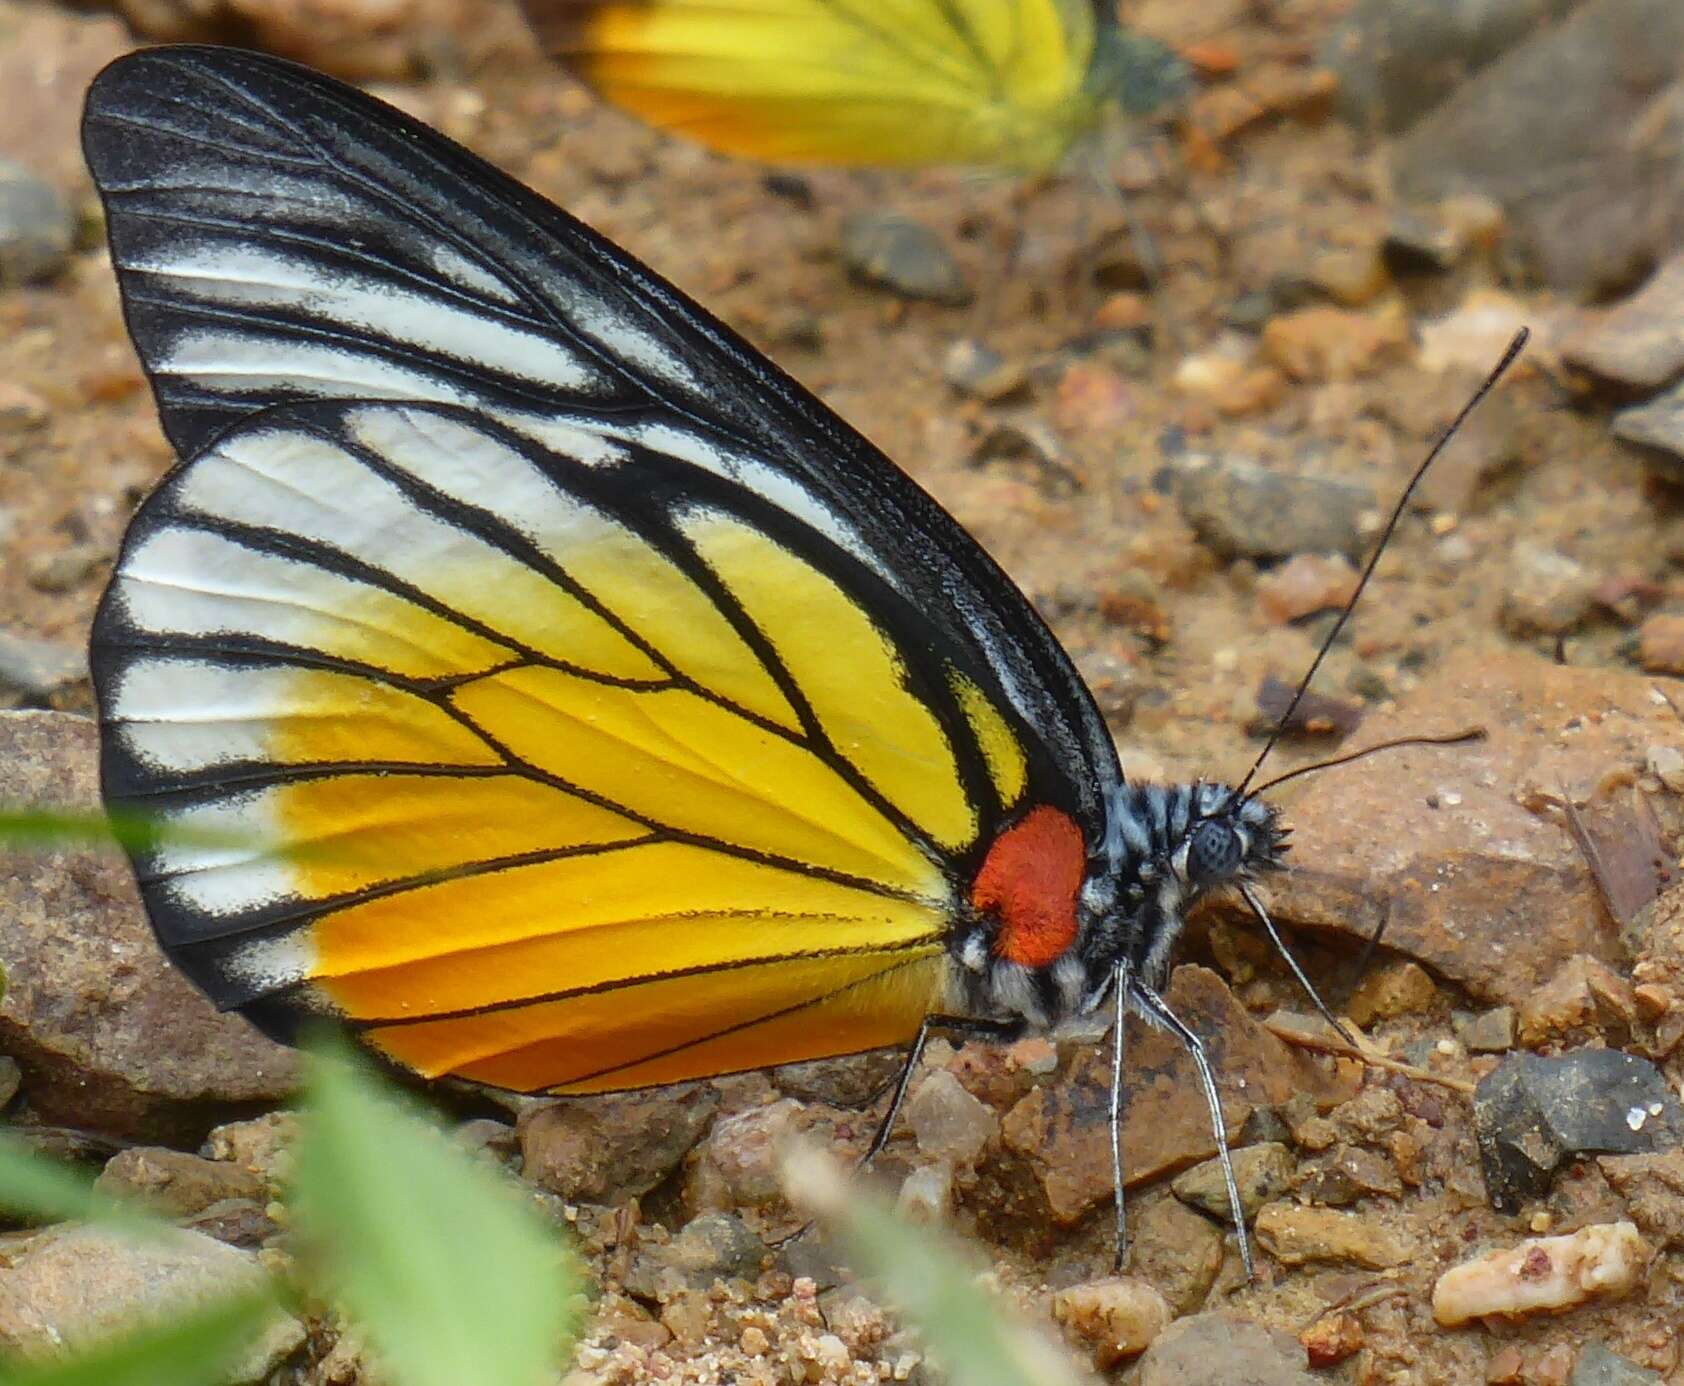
[
  {"xmin": 861, "ymin": 1013, "xmax": 1024, "ymax": 1168},
  {"xmin": 1238, "ymin": 882, "xmax": 1362, "ymax": 1051},
  {"xmin": 1128, "ymin": 978, "xmax": 1256, "ymax": 1281},
  {"xmin": 1108, "ymin": 963, "xmax": 1131, "ymax": 1271}
]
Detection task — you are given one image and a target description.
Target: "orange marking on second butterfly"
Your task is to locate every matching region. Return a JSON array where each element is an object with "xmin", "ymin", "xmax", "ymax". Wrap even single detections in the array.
[{"xmin": 970, "ymin": 805, "xmax": 1085, "ymax": 969}]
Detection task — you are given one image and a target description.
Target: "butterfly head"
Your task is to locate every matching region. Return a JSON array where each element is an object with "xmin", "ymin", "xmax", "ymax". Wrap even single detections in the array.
[{"xmin": 1173, "ymin": 783, "xmax": 1288, "ymax": 895}]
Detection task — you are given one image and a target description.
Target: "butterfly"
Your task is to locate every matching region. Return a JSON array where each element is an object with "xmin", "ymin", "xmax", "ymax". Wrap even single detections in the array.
[
  {"xmin": 517, "ymin": 0, "xmax": 1190, "ymax": 170},
  {"xmin": 82, "ymin": 44, "xmax": 1518, "ymax": 1274}
]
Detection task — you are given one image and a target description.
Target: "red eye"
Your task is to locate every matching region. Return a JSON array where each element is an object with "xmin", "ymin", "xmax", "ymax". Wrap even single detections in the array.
[{"xmin": 970, "ymin": 806, "xmax": 1085, "ymax": 969}]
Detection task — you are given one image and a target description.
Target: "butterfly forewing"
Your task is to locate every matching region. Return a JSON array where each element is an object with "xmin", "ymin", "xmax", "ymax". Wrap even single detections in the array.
[{"xmin": 85, "ymin": 45, "xmax": 1124, "ymax": 1092}]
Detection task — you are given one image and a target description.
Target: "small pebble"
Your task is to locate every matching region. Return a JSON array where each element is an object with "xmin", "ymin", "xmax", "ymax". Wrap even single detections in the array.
[
  {"xmin": 1636, "ymin": 614, "xmax": 1684, "ymax": 675},
  {"xmin": 1432, "ymin": 1222, "xmax": 1650, "ymax": 1326},
  {"xmin": 1571, "ymin": 1342, "xmax": 1666, "ymax": 1385},
  {"xmin": 1176, "ymin": 456, "xmax": 1375, "ymax": 560},
  {"xmin": 1457, "ymin": 1006, "xmax": 1517, "ymax": 1053},
  {"xmin": 1171, "ymin": 1142, "xmax": 1296, "ymax": 1222},
  {"xmin": 1500, "ymin": 542, "xmax": 1597, "ymax": 637},
  {"xmin": 1647, "ymin": 744, "xmax": 1684, "ymax": 793},
  {"xmin": 1345, "ymin": 959, "xmax": 1438, "ymax": 1026},
  {"xmin": 1299, "ymin": 1311, "xmax": 1363, "ymax": 1368},
  {"xmin": 1261, "ymin": 303, "xmax": 1408, "ymax": 382},
  {"xmin": 941, "ymin": 338, "xmax": 1026, "ymax": 401},
  {"xmin": 1254, "ymin": 1202, "xmax": 1416, "ymax": 1268},
  {"xmin": 0, "ymin": 158, "xmax": 74, "ymax": 285},
  {"xmin": 26, "ymin": 543, "xmax": 106, "ymax": 594},
  {"xmin": 0, "ymin": 380, "xmax": 48, "ymax": 432},
  {"xmin": 905, "ymin": 1068, "xmax": 997, "ymax": 1166},
  {"xmin": 1052, "ymin": 1276, "xmax": 1173, "ymax": 1368},
  {"xmin": 840, "ymin": 212, "xmax": 969, "ymax": 305}
]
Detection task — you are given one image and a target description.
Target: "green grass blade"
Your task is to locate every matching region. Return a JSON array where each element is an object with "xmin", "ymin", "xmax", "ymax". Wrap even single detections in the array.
[
  {"xmin": 0, "ymin": 1134, "xmax": 136, "ymax": 1227},
  {"xmin": 0, "ymin": 1293, "xmax": 276, "ymax": 1386},
  {"xmin": 290, "ymin": 1039, "xmax": 580, "ymax": 1386}
]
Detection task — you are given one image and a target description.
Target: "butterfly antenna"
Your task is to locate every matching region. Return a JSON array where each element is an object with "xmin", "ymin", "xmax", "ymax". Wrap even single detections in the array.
[
  {"xmin": 1251, "ymin": 725, "xmax": 1486, "ymax": 796},
  {"xmin": 1233, "ymin": 328, "xmax": 1529, "ymax": 801}
]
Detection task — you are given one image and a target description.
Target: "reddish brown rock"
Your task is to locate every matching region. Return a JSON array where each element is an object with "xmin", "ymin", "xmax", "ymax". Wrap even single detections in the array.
[
  {"xmin": 1255, "ymin": 553, "xmax": 1360, "ymax": 625},
  {"xmin": 0, "ymin": 712, "xmax": 298, "ymax": 1142},
  {"xmin": 1637, "ymin": 613, "xmax": 1684, "ymax": 674},
  {"xmin": 1000, "ymin": 967, "xmax": 1354, "ymax": 1224},
  {"xmin": 1261, "ymin": 304, "xmax": 1409, "ymax": 382},
  {"xmin": 1516, "ymin": 954, "xmax": 1639, "ymax": 1046},
  {"xmin": 1254, "ymin": 652, "xmax": 1678, "ymax": 1005}
]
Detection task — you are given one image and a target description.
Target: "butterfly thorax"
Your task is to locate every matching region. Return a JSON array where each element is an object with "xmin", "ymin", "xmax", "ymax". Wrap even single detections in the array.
[{"xmin": 950, "ymin": 782, "xmax": 1286, "ymax": 1031}]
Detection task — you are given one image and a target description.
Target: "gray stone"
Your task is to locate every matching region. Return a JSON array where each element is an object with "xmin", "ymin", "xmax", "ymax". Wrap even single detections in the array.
[
  {"xmin": 941, "ymin": 338, "xmax": 1028, "ymax": 401},
  {"xmin": 1323, "ymin": 0, "xmax": 1577, "ymax": 135},
  {"xmin": 517, "ymin": 1085, "xmax": 719, "ymax": 1205},
  {"xmin": 1390, "ymin": 0, "xmax": 1684, "ymax": 298},
  {"xmin": 0, "ymin": 712, "xmax": 299, "ymax": 1143},
  {"xmin": 840, "ymin": 212, "xmax": 970, "ymax": 305},
  {"xmin": 1562, "ymin": 254, "xmax": 1684, "ymax": 392},
  {"xmin": 622, "ymin": 1212, "xmax": 767, "ymax": 1298},
  {"xmin": 1474, "ymin": 1050, "xmax": 1684, "ymax": 1213},
  {"xmin": 1457, "ymin": 1006, "xmax": 1517, "ymax": 1053},
  {"xmin": 0, "ymin": 630, "xmax": 87, "ymax": 709},
  {"xmin": 0, "ymin": 1224, "xmax": 303, "ymax": 1383},
  {"xmin": 1499, "ymin": 541, "xmax": 1597, "ymax": 636},
  {"xmin": 772, "ymin": 1051, "xmax": 903, "ymax": 1107},
  {"xmin": 1137, "ymin": 1311, "xmax": 1316, "ymax": 1386},
  {"xmin": 1613, "ymin": 380, "xmax": 1684, "ymax": 483},
  {"xmin": 1176, "ymin": 457, "xmax": 1375, "ymax": 560},
  {"xmin": 0, "ymin": 158, "xmax": 73, "ymax": 286},
  {"xmin": 1572, "ymin": 1343, "xmax": 1664, "ymax": 1385},
  {"xmin": 1171, "ymin": 1142, "xmax": 1295, "ymax": 1222}
]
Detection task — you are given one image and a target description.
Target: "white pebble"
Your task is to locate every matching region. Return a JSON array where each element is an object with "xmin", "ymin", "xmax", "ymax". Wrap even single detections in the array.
[{"xmin": 1432, "ymin": 1221, "xmax": 1651, "ymax": 1326}]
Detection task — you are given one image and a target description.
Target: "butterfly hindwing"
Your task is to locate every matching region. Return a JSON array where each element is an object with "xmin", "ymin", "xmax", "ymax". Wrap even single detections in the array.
[
  {"xmin": 85, "ymin": 46, "xmax": 1125, "ymax": 1091},
  {"xmin": 519, "ymin": 0, "xmax": 1103, "ymax": 170}
]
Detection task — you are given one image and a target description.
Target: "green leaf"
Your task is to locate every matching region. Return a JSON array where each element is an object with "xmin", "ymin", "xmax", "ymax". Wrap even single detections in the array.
[
  {"xmin": 290, "ymin": 1038, "xmax": 579, "ymax": 1386},
  {"xmin": 784, "ymin": 1150, "xmax": 1087, "ymax": 1386},
  {"xmin": 0, "ymin": 1293, "xmax": 276, "ymax": 1386}
]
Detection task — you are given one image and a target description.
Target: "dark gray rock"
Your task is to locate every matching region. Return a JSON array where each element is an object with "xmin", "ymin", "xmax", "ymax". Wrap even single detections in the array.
[
  {"xmin": 1572, "ymin": 1343, "xmax": 1665, "ymax": 1385},
  {"xmin": 1323, "ymin": 0, "xmax": 1577, "ymax": 135},
  {"xmin": 1391, "ymin": 0, "xmax": 1684, "ymax": 298},
  {"xmin": 840, "ymin": 212, "xmax": 970, "ymax": 305},
  {"xmin": 0, "ymin": 158, "xmax": 74, "ymax": 286},
  {"xmin": 1137, "ymin": 1312, "xmax": 1316, "ymax": 1386},
  {"xmin": 1473, "ymin": 1050, "xmax": 1684, "ymax": 1213},
  {"xmin": 772, "ymin": 1051, "xmax": 904, "ymax": 1108},
  {"xmin": 1176, "ymin": 457, "xmax": 1375, "ymax": 560}
]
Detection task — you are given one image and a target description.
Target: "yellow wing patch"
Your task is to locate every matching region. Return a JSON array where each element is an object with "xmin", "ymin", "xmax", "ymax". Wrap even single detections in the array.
[
  {"xmin": 523, "ymin": 0, "xmax": 1101, "ymax": 170},
  {"xmin": 951, "ymin": 672, "xmax": 1027, "ymax": 808},
  {"xmin": 683, "ymin": 509, "xmax": 977, "ymax": 850}
]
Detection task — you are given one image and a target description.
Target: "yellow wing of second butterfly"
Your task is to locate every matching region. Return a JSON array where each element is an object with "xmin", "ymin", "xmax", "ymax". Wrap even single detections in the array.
[
  {"xmin": 522, "ymin": 0, "xmax": 1103, "ymax": 170},
  {"xmin": 102, "ymin": 402, "xmax": 1035, "ymax": 1093}
]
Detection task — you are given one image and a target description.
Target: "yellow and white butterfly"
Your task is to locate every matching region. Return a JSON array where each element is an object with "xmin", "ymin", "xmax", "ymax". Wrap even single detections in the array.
[
  {"xmin": 517, "ymin": 0, "xmax": 1190, "ymax": 171},
  {"xmin": 85, "ymin": 45, "xmax": 1508, "ymax": 1272}
]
